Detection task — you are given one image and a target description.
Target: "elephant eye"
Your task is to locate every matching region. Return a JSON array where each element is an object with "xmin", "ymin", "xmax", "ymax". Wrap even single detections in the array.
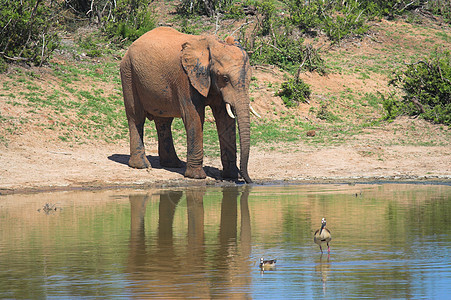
[{"xmin": 223, "ymin": 76, "xmax": 229, "ymax": 83}]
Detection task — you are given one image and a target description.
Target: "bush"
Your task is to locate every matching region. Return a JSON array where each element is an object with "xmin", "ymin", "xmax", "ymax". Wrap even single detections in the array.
[
  {"xmin": 426, "ymin": 0, "xmax": 451, "ymax": 23},
  {"xmin": 77, "ymin": 35, "xmax": 104, "ymax": 57},
  {"xmin": 0, "ymin": 57, "xmax": 7, "ymax": 73},
  {"xmin": 288, "ymin": 0, "xmax": 370, "ymax": 42},
  {"xmin": 102, "ymin": 0, "xmax": 156, "ymax": 44},
  {"xmin": 247, "ymin": 34, "xmax": 326, "ymax": 74},
  {"xmin": 242, "ymin": 0, "xmax": 326, "ymax": 74},
  {"xmin": 177, "ymin": 0, "xmax": 236, "ymax": 17},
  {"xmin": 316, "ymin": 102, "xmax": 341, "ymax": 122},
  {"xmin": 0, "ymin": 0, "xmax": 60, "ymax": 65},
  {"xmin": 288, "ymin": 0, "xmax": 321, "ymax": 34},
  {"xmin": 277, "ymin": 78, "xmax": 311, "ymax": 107},
  {"xmin": 388, "ymin": 48, "xmax": 451, "ymax": 125},
  {"xmin": 380, "ymin": 91, "xmax": 402, "ymax": 121},
  {"xmin": 322, "ymin": 2, "xmax": 369, "ymax": 41}
]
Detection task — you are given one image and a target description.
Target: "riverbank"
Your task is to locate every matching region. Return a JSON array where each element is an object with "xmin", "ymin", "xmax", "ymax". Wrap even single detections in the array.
[{"xmin": 1, "ymin": 119, "xmax": 450, "ymax": 195}]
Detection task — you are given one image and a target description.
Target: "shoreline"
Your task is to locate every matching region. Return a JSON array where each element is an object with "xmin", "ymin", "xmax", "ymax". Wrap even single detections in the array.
[{"xmin": 2, "ymin": 175, "xmax": 450, "ymax": 195}]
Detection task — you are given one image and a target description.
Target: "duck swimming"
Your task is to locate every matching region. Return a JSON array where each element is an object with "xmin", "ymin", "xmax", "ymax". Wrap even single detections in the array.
[{"xmin": 259, "ymin": 257, "xmax": 277, "ymax": 269}]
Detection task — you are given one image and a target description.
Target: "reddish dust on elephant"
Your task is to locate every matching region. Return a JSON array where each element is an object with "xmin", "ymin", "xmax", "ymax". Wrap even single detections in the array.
[{"xmin": 120, "ymin": 27, "xmax": 255, "ymax": 183}]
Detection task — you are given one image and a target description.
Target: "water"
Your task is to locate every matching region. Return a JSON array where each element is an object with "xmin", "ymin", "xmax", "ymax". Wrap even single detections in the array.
[{"xmin": 1, "ymin": 184, "xmax": 450, "ymax": 299}]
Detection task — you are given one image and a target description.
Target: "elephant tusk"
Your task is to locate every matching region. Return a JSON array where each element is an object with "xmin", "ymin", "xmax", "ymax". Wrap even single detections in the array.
[
  {"xmin": 249, "ymin": 104, "xmax": 261, "ymax": 118},
  {"xmin": 226, "ymin": 103, "xmax": 236, "ymax": 119}
]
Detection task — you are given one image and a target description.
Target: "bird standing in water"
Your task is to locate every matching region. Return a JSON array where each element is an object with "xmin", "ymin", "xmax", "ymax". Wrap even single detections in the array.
[{"xmin": 314, "ymin": 218, "xmax": 332, "ymax": 253}]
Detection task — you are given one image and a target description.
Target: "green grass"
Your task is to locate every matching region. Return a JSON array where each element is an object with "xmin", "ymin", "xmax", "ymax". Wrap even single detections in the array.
[
  {"xmin": 1, "ymin": 51, "xmax": 128, "ymax": 144},
  {"xmin": 1, "ymin": 14, "xmax": 449, "ymax": 150},
  {"xmin": 435, "ymin": 31, "xmax": 450, "ymax": 43}
]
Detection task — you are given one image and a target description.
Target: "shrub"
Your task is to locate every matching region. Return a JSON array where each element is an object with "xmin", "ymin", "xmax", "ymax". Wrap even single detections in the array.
[
  {"xmin": 288, "ymin": 0, "xmax": 321, "ymax": 34},
  {"xmin": 277, "ymin": 78, "xmax": 311, "ymax": 107},
  {"xmin": 288, "ymin": 0, "xmax": 370, "ymax": 42},
  {"xmin": 426, "ymin": 0, "xmax": 450, "ymax": 23},
  {"xmin": 243, "ymin": 2, "xmax": 326, "ymax": 74},
  {"xmin": 252, "ymin": 0, "xmax": 277, "ymax": 36},
  {"xmin": 321, "ymin": 2, "xmax": 369, "ymax": 41},
  {"xmin": 77, "ymin": 35, "xmax": 103, "ymax": 57},
  {"xmin": 0, "ymin": 0, "xmax": 60, "ymax": 66},
  {"xmin": 388, "ymin": 48, "xmax": 451, "ymax": 125},
  {"xmin": 316, "ymin": 102, "xmax": 341, "ymax": 122},
  {"xmin": 0, "ymin": 57, "xmax": 7, "ymax": 73},
  {"xmin": 102, "ymin": 0, "xmax": 156, "ymax": 44},
  {"xmin": 177, "ymin": 0, "xmax": 236, "ymax": 17},
  {"xmin": 248, "ymin": 35, "xmax": 325, "ymax": 74},
  {"xmin": 380, "ymin": 91, "xmax": 402, "ymax": 121}
]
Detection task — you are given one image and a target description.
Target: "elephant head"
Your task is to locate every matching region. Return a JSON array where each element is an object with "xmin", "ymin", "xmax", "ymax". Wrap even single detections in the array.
[{"xmin": 181, "ymin": 35, "xmax": 253, "ymax": 183}]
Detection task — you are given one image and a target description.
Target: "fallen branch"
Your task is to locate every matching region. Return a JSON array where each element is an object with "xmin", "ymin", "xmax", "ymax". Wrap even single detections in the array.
[
  {"xmin": 0, "ymin": 53, "xmax": 31, "ymax": 62},
  {"xmin": 231, "ymin": 20, "xmax": 254, "ymax": 36}
]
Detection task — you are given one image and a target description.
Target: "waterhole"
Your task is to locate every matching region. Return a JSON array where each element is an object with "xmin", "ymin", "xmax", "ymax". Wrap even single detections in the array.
[{"xmin": 1, "ymin": 183, "xmax": 450, "ymax": 298}]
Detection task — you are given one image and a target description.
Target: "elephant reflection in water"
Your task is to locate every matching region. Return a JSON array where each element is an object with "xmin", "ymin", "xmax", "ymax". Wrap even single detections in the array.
[
  {"xmin": 126, "ymin": 186, "xmax": 252, "ymax": 298},
  {"xmin": 207, "ymin": 187, "xmax": 252, "ymax": 293}
]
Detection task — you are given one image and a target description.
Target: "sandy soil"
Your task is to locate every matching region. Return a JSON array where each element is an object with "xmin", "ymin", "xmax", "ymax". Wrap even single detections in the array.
[{"xmin": 1, "ymin": 116, "xmax": 450, "ymax": 195}]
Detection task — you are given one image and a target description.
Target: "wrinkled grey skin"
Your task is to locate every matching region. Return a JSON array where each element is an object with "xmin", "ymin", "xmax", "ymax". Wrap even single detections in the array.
[{"xmin": 120, "ymin": 27, "xmax": 252, "ymax": 183}]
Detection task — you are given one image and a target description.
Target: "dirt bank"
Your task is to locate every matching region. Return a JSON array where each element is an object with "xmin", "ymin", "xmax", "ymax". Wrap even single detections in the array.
[{"xmin": 1, "ymin": 116, "xmax": 450, "ymax": 195}]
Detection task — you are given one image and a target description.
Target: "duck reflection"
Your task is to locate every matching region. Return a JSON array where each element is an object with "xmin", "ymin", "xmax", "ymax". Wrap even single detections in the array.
[
  {"xmin": 126, "ymin": 186, "xmax": 252, "ymax": 298},
  {"xmin": 315, "ymin": 254, "xmax": 331, "ymax": 296}
]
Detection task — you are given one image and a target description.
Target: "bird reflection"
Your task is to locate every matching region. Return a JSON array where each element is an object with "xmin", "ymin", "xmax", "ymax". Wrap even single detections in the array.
[
  {"xmin": 126, "ymin": 186, "xmax": 252, "ymax": 298},
  {"xmin": 315, "ymin": 254, "xmax": 331, "ymax": 296}
]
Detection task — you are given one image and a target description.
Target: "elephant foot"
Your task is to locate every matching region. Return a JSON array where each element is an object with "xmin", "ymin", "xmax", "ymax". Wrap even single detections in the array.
[
  {"xmin": 160, "ymin": 158, "xmax": 183, "ymax": 168},
  {"xmin": 222, "ymin": 167, "xmax": 239, "ymax": 180},
  {"xmin": 129, "ymin": 153, "xmax": 151, "ymax": 169},
  {"xmin": 185, "ymin": 166, "xmax": 206, "ymax": 179}
]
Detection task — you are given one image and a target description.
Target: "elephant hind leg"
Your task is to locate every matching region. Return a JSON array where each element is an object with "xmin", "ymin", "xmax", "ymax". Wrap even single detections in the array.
[
  {"xmin": 154, "ymin": 116, "xmax": 183, "ymax": 168},
  {"xmin": 127, "ymin": 117, "xmax": 150, "ymax": 169},
  {"xmin": 121, "ymin": 66, "xmax": 150, "ymax": 169}
]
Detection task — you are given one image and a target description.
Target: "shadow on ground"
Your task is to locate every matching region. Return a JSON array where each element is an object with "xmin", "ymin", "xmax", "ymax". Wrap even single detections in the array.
[{"xmin": 108, "ymin": 154, "xmax": 224, "ymax": 181}]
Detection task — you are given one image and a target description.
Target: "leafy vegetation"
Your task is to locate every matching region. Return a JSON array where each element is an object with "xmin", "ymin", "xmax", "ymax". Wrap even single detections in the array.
[
  {"xmin": 277, "ymin": 78, "xmax": 311, "ymax": 107},
  {"xmin": 387, "ymin": 47, "xmax": 451, "ymax": 125},
  {"xmin": 64, "ymin": 0, "xmax": 157, "ymax": 42},
  {"xmin": 0, "ymin": 0, "xmax": 60, "ymax": 66},
  {"xmin": 0, "ymin": 0, "xmax": 156, "ymax": 69},
  {"xmin": 102, "ymin": 0, "xmax": 156, "ymax": 44},
  {"xmin": 288, "ymin": 0, "xmax": 370, "ymax": 41},
  {"xmin": 177, "ymin": 0, "xmax": 237, "ymax": 17}
]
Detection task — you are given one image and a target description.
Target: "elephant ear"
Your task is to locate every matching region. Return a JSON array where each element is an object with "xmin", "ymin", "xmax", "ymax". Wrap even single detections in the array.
[{"xmin": 181, "ymin": 39, "xmax": 211, "ymax": 98}]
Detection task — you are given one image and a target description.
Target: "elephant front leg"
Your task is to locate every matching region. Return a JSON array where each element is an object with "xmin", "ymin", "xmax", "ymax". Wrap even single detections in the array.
[
  {"xmin": 154, "ymin": 116, "xmax": 183, "ymax": 168},
  {"xmin": 183, "ymin": 106, "xmax": 206, "ymax": 179},
  {"xmin": 211, "ymin": 103, "xmax": 239, "ymax": 180}
]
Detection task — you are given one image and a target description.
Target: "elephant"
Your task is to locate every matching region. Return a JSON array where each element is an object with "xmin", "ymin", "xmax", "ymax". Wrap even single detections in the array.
[{"xmin": 120, "ymin": 27, "xmax": 257, "ymax": 183}]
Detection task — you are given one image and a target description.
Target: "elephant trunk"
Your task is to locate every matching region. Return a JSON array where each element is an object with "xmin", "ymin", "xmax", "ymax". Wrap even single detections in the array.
[{"xmin": 235, "ymin": 102, "xmax": 252, "ymax": 184}]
